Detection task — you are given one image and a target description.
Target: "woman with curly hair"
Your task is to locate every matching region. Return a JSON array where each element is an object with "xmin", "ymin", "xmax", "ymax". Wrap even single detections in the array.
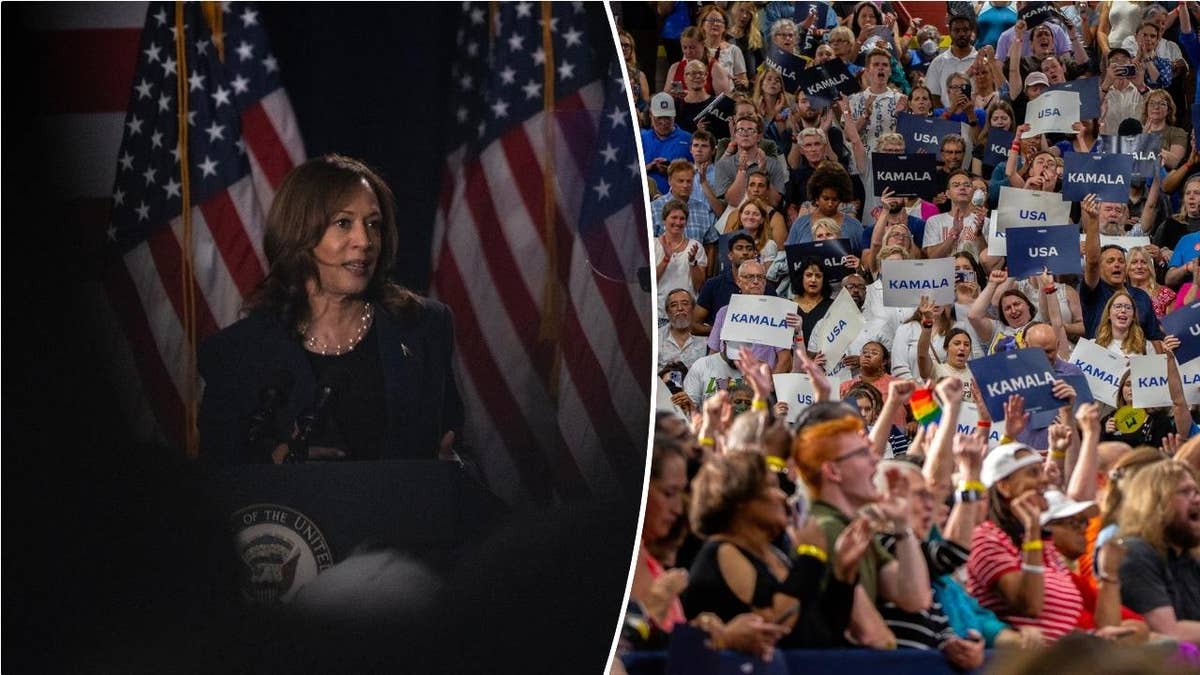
[{"xmin": 785, "ymin": 160, "xmax": 864, "ymax": 251}]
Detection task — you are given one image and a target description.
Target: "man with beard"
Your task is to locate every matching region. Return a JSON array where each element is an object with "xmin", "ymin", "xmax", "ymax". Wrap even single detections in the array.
[
  {"xmin": 923, "ymin": 169, "xmax": 988, "ymax": 259},
  {"xmin": 1117, "ymin": 461, "xmax": 1200, "ymax": 643},
  {"xmin": 713, "ymin": 114, "xmax": 788, "ymax": 209},
  {"xmin": 926, "ymin": 13, "xmax": 979, "ymax": 107},
  {"xmin": 659, "ymin": 288, "xmax": 707, "ymax": 371},
  {"xmin": 1080, "ymin": 194, "xmax": 1165, "ymax": 340}
]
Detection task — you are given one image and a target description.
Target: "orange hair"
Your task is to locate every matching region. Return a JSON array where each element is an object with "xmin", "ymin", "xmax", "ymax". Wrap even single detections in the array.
[{"xmin": 792, "ymin": 416, "xmax": 865, "ymax": 491}]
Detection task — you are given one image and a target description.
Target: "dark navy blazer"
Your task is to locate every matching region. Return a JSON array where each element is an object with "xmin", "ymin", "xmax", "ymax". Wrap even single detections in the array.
[{"xmin": 198, "ymin": 298, "xmax": 462, "ymax": 464}]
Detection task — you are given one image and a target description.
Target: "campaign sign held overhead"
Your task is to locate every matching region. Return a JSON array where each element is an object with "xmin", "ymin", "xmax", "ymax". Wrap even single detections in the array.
[
  {"xmin": 1162, "ymin": 301, "xmax": 1200, "ymax": 365},
  {"xmin": 1006, "ymin": 224, "xmax": 1083, "ymax": 277},
  {"xmin": 1023, "ymin": 90, "xmax": 1080, "ymax": 137},
  {"xmin": 1047, "ymin": 77, "xmax": 1102, "ymax": 120},
  {"xmin": 1063, "ymin": 153, "xmax": 1133, "ymax": 202},
  {"xmin": 786, "ymin": 238, "xmax": 852, "ymax": 284},
  {"xmin": 762, "ymin": 44, "xmax": 807, "ymax": 94},
  {"xmin": 795, "ymin": 59, "xmax": 858, "ymax": 107},
  {"xmin": 970, "ymin": 348, "xmax": 1065, "ymax": 422},
  {"xmin": 1130, "ymin": 354, "xmax": 1172, "ymax": 409},
  {"xmin": 984, "ymin": 128, "xmax": 1014, "ymax": 168},
  {"xmin": 810, "ymin": 288, "xmax": 864, "ymax": 374},
  {"xmin": 773, "ymin": 373, "xmax": 817, "ymax": 424},
  {"xmin": 1068, "ymin": 338, "xmax": 1126, "ymax": 406},
  {"xmin": 897, "ymin": 113, "xmax": 966, "ymax": 157},
  {"xmin": 997, "ymin": 185, "xmax": 1071, "ymax": 232},
  {"xmin": 721, "ymin": 294, "xmax": 799, "ymax": 349},
  {"xmin": 881, "ymin": 257, "xmax": 955, "ymax": 307},
  {"xmin": 873, "ymin": 152, "xmax": 939, "ymax": 199},
  {"xmin": 1100, "ymin": 132, "xmax": 1162, "ymax": 179}
]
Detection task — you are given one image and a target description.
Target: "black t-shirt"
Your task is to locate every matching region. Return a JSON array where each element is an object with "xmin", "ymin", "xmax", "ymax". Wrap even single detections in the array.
[
  {"xmin": 1119, "ymin": 536, "xmax": 1200, "ymax": 622},
  {"xmin": 1101, "ymin": 409, "xmax": 1177, "ymax": 449},
  {"xmin": 676, "ymin": 96, "xmax": 715, "ymax": 135},
  {"xmin": 304, "ymin": 324, "xmax": 388, "ymax": 460},
  {"xmin": 1155, "ymin": 216, "xmax": 1200, "ymax": 251}
]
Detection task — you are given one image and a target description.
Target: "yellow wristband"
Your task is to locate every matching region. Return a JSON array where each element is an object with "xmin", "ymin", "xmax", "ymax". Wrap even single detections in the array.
[
  {"xmin": 958, "ymin": 480, "xmax": 987, "ymax": 493},
  {"xmin": 698, "ymin": 437, "xmax": 716, "ymax": 447},
  {"xmin": 752, "ymin": 399, "xmax": 768, "ymax": 411},
  {"xmin": 999, "ymin": 435, "xmax": 1014, "ymax": 445},
  {"xmin": 1049, "ymin": 450, "xmax": 1066, "ymax": 460},
  {"xmin": 795, "ymin": 544, "xmax": 828, "ymax": 563},
  {"xmin": 1021, "ymin": 539, "xmax": 1043, "ymax": 552},
  {"xmin": 766, "ymin": 455, "xmax": 787, "ymax": 472}
]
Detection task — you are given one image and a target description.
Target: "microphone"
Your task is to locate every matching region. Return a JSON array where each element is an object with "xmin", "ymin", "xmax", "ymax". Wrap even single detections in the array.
[
  {"xmin": 246, "ymin": 370, "xmax": 293, "ymax": 462},
  {"xmin": 285, "ymin": 368, "xmax": 343, "ymax": 463}
]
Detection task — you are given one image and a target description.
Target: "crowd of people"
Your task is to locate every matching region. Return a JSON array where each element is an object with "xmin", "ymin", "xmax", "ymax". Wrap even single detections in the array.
[{"xmin": 617, "ymin": 0, "xmax": 1200, "ymax": 671}]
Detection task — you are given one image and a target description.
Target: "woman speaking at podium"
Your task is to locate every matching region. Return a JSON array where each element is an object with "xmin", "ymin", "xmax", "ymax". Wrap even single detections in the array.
[{"xmin": 199, "ymin": 154, "xmax": 462, "ymax": 464}]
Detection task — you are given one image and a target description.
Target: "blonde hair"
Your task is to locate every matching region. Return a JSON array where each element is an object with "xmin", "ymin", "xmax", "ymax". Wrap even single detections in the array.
[
  {"xmin": 753, "ymin": 67, "xmax": 792, "ymax": 119},
  {"xmin": 875, "ymin": 132, "xmax": 906, "ymax": 152},
  {"xmin": 1127, "ymin": 246, "xmax": 1161, "ymax": 295},
  {"xmin": 1095, "ymin": 289, "xmax": 1147, "ymax": 355},
  {"xmin": 729, "ymin": 2, "xmax": 763, "ymax": 50},
  {"xmin": 812, "ymin": 216, "xmax": 842, "ymax": 239},
  {"xmin": 1119, "ymin": 461, "xmax": 1197, "ymax": 554}
]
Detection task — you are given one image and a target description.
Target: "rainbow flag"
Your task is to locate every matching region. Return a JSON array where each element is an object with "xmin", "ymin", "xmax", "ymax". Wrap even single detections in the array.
[{"xmin": 910, "ymin": 388, "xmax": 941, "ymax": 426}]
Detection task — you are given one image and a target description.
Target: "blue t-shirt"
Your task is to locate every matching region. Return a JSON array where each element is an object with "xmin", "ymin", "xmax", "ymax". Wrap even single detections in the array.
[
  {"xmin": 785, "ymin": 213, "xmax": 865, "ymax": 253},
  {"xmin": 1079, "ymin": 280, "xmax": 1163, "ymax": 341},
  {"xmin": 641, "ymin": 126, "xmax": 693, "ymax": 195},
  {"xmin": 976, "ymin": 5, "xmax": 1017, "ymax": 48},
  {"xmin": 1169, "ymin": 231, "xmax": 1200, "ymax": 268}
]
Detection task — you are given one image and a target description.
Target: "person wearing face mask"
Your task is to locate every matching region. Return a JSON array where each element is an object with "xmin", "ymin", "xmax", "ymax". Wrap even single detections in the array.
[{"xmin": 1081, "ymin": 194, "xmax": 1167, "ymax": 340}]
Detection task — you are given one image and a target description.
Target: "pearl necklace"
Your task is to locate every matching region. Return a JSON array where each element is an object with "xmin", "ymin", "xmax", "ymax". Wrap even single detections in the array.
[{"xmin": 301, "ymin": 302, "xmax": 374, "ymax": 356}]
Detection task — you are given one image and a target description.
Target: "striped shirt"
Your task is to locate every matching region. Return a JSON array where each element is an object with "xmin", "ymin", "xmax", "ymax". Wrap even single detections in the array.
[{"xmin": 966, "ymin": 520, "xmax": 1083, "ymax": 643}]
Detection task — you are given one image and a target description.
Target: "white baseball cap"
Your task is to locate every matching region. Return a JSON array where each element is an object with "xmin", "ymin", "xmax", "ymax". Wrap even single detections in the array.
[
  {"xmin": 1040, "ymin": 490, "xmax": 1099, "ymax": 527},
  {"xmin": 650, "ymin": 92, "xmax": 676, "ymax": 118},
  {"xmin": 981, "ymin": 442, "xmax": 1042, "ymax": 488}
]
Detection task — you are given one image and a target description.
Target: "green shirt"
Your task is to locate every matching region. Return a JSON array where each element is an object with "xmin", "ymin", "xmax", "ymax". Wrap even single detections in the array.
[{"xmin": 810, "ymin": 499, "xmax": 895, "ymax": 603}]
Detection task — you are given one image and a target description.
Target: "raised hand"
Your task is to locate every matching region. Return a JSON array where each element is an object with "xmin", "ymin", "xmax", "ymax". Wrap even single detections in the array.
[
  {"xmin": 876, "ymin": 467, "xmax": 913, "ymax": 531},
  {"xmin": 935, "ymin": 375, "xmax": 964, "ymax": 407},
  {"xmin": 952, "ymin": 432, "xmax": 985, "ymax": 473},
  {"xmin": 1009, "ymin": 489, "xmax": 1045, "ymax": 534},
  {"xmin": 987, "ymin": 267, "xmax": 1009, "ymax": 287},
  {"xmin": 832, "ymin": 518, "xmax": 874, "ymax": 583},
  {"xmin": 1004, "ymin": 394, "xmax": 1029, "ymax": 439},
  {"xmin": 1074, "ymin": 402, "xmax": 1100, "ymax": 436},
  {"xmin": 888, "ymin": 379, "xmax": 917, "ymax": 405}
]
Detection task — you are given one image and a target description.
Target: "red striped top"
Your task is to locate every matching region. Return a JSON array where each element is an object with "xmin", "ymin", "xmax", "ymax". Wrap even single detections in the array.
[{"xmin": 966, "ymin": 520, "xmax": 1083, "ymax": 642}]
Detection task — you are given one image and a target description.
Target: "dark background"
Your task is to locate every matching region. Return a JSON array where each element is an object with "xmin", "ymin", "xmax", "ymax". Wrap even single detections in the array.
[{"xmin": 3, "ymin": 4, "xmax": 637, "ymax": 671}]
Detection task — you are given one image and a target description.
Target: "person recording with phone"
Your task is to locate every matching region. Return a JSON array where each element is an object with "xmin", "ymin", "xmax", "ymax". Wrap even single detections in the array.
[{"xmin": 199, "ymin": 155, "xmax": 463, "ymax": 465}]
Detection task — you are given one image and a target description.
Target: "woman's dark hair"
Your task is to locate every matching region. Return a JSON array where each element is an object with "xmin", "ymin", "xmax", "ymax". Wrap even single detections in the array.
[
  {"xmin": 244, "ymin": 154, "xmax": 419, "ymax": 329},
  {"xmin": 807, "ymin": 160, "xmax": 855, "ymax": 203},
  {"xmin": 652, "ymin": 434, "xmax": 688, "ymax": 480},
  {"xmin": 690, "ymin": 451, "xmax": 769, "ymax": 536},
  {"xmin": 997, "ymin": 288, "xmax": 1037, "ymax": 327},
  {"xmin": 986, "ymin": 451, "xmax": 1041, "ymax": 546},
  {"xmin": 798, "ymin": 257, "xmax": 833, "ymax": 298},
  {"xmin": 849, "ymin": 0, "xmax": 883, "ymax": 36},
  {"xmin": 942, "ymin": 327, "xmax": 972, "ymax": 351},
  {"xmin": 955, "ymin": 251, "xmax": 987, "ymax": 289}
]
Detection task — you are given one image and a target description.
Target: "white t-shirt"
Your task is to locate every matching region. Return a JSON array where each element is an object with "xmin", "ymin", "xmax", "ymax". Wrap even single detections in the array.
[
  {"xmin": 922, "ymin": 211, "xmax": 983, "ymax": 258},
  {"xmin": 682, "ymin": 352, "xmax": 744, "ymax": 409},
  {"xmin": 933, "ymin": 361, "xmax": 975, "ymax": 402},
  {"xmin": 655, "ymin": 237, "xmax": 707, "ymax": 319},
  {"xmin": 891, "ymin": 320, "xmax": 948, "ymax": 381},
  {"xmin": 861, "ymin": 278, "xmax": 912, "ymax": 353}
]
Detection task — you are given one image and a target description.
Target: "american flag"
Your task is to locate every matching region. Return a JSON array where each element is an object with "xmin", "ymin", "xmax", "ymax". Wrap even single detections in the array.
[
  {"xmin": 104, "ymin": 1, "xmax": 304, "ymax": 453},
  {"xmin": 431, "ymin": 2, "xmax": 652, "ymax": 506}
]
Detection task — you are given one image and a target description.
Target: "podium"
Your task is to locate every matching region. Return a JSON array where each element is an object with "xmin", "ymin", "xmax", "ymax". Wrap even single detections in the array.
[{"xmin": 196, "ymin": 460, "xmax": 505, "ymax": 604}]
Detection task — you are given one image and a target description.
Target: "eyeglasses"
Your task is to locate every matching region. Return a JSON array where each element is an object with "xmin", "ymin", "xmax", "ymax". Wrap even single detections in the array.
[
  {"xmin": 948, "ymin": 181, "xmax": 973, "ymax": 188},
  {"xmin": 1110, "ymin": 303, "xmax": 1134, "ymax": 312},
  {"xmin": 703, "ymin": 17, "xmax": 726, "ymax": 25},
  {"xmin": 833, "ymin": 446, "xmax": 872, "ymax": 463},
  {"xmin": 739, "ymin": 273, "xmax": 766, "ymax": 282},
  {"xmin": 735, "ymin": 128, "xmax": 758, "ymax": 135},
  {"xmin": 843, "ymin": 282, "xmax": 866, "ymax": 290}
]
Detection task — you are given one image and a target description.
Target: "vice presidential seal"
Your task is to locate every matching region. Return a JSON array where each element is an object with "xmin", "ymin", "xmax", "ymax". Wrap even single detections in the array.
[{"xmin": 233, "ymin": 504, "xmax": 334, "ymax": 606}]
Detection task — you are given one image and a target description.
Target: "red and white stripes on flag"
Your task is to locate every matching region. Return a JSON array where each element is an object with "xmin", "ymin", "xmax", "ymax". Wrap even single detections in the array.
[
  {"xmin": 34, "ymin": 2, "xmax": 304, "ymax": 450},
  {"xmin": 432, "ymin": 3, "xmax": 652, "ymax": 507}
]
